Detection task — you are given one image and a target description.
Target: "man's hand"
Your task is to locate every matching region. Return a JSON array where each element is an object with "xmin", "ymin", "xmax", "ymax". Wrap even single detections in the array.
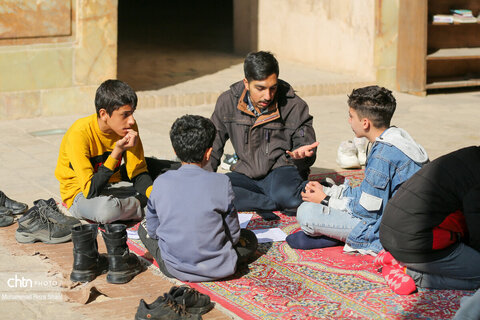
[
  {"xmin": 301, "ymin": 181, "xmax": 327, "ymax": 203},
  {"xmin": 111, "ymin": 129, "xmax": 138, "ymax": 159},
  {"xmin": 287, "ymin": 142, "xmax": 319, "ymax": 159}
]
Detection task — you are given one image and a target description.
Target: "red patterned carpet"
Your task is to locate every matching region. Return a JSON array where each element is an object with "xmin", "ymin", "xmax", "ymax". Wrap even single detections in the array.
[{"xmin": 127, "ymin": 170, "xmax": 470, "ymax": 319}]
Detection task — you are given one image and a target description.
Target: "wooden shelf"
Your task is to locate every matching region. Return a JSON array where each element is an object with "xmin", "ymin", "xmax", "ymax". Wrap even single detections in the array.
[
  {"xmin": 431, "ymin": 22, "xmax": 480, "ymax": 25},
  {"xmin": 427, "ymin": 47, "xmax": 480, "ymax": 60},
  {"xmin": 426, "ymin": 78, "xmax": 480, "ymax": 89},
  {"xmin": 397, "ymin": 0, "xmax": 480, "ymax": 94}
]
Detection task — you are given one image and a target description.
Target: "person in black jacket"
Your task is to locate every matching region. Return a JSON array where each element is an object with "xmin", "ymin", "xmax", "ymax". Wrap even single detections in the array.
[{"xmin": 379, "ymin": 146, "xmax": 480, "ymax": 290}]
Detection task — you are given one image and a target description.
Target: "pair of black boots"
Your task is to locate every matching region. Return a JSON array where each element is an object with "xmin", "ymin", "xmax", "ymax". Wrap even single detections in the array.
[{"xmin": 70, "ymin": 224, "xmax": 143, "ymax": 284}]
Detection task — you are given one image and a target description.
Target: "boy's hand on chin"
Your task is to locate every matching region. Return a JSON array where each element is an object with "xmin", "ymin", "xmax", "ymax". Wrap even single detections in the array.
[
  {"xmin": 112, "ymin": 129, "xmax": 138, "ymax": 160},
  {"xmin": 123, "ymin": 129, "xmax": 138, "ymax": 148},
  {"xmin": 117, "ymin": 129, "xmax": 138, "ymax": 150}
]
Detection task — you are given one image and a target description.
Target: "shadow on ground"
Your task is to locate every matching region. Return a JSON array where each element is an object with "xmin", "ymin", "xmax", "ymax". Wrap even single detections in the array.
[{"xmin": 117, "ymin": 0, "xmax": 244, "ymax": 91}]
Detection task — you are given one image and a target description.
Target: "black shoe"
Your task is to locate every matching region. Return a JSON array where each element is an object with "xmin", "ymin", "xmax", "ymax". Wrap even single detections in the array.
[
  {"xmin": 319, "ymin": 177, "xmax": 335, "ymax": 188},
  {"xmin": 70, "ymin": 224, "xmax": 109, "ymax": 282},
  {"xmin": 168, "ymin": 285, "xmax": 214, "ymax": 315},
  {"xmin": 256, "ymin": 210, "xmax": 280, "ymax": 221},
  {"xmin": 235, "ymin": 229, "xmax": 259, "ymax": 264},
  {"xmin": 101, "ymin": 224, "xmax": 144, "ymax": 284},
  {"xmin": 135, "ymin": 294, "xmax": 201, "ymax": 320},
  {"xmin": 280, "ymin": 208, "xmax": 297, "ymax": 216},
  {"xmin": 0, "ymin": 207, "xmax": 14, "ymax": 227},
  {"xmin": 0, "ymin": 206, "xmax": 12, "ymax": 215},
  {"xmin": 33, "ymin": 198, "xmax": 81, "ymax": 227},
  {"xmin": 15, "ymin": 206, "xmax": 72, "ymax": 244},
  {"xmin": 0, "ymin": 191, "xmax": 27, "ymax": 215}
]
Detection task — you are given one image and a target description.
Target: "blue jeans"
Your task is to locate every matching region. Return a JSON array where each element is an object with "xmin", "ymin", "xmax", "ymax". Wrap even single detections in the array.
[
  {"xmin": 296, "ymin": 201, "xmax": 361, "ymax": 242},
  {"xmin": 405, "ymin": 243, "xmax": 480, "ymax": 290},
  {"xmin": 226, "ymin": 166, "xmax": 307, "ymax": 211}
]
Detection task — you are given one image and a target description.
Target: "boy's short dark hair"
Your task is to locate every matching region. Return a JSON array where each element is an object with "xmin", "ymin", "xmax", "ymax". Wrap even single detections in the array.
[
  {"xmin": 95, "ymin": 79, "xmax": 138, "ymax": 116},
  {"xmin": 244, "ymin": 51, "xmax": 279, "ymax": 82},
  {"xmin": 348, "ymin": 85, "xmax": 396, "ymax": 128},
  {"xmin": 170, "ymin": 115, "xmax": 216, "ymax": 164}
]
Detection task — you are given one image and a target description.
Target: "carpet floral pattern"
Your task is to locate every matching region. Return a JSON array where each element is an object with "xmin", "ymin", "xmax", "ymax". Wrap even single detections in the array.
[{"xmin": 127, "ymin": 170, "xmax": 471, "ymax": 319}]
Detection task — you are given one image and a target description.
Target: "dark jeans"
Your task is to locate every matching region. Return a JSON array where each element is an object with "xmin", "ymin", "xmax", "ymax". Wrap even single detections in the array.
[
  {"xmin": 120, "ymin": 157, "xmax": 181, "ymax": 182},
  {"xmin": 138, "ymin": 222, "xmax": 174, "ymax": 278},
  {"xmin": 145, "ymin": 157, "xmax": 181, "ymax": 180},
  {"xmin": 226, "ymin": 166, "xmax": 307, "ymax": 211},
  {"xmin": 405, "ymin": 243, "xmax": 480, "ymax": 290},
  {"xmin": 120, "ymin": 157, "xmax": 181, "ymax": 207}
]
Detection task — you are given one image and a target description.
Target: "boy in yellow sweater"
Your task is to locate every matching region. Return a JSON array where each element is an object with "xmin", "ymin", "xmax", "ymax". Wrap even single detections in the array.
[{"xmin": 55, "ymin": 80, "xmax": 177, "ymax": 224}]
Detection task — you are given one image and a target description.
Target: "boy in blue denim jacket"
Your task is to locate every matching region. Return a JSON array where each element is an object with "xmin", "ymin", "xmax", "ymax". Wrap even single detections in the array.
[{"xmin": 288, "ymin": 85, "xmax": 429, "ymax": 255}]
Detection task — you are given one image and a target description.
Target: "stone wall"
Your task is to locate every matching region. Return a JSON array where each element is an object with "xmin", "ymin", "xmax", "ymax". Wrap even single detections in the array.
[
  {"xmin": 234, "ymin": 0, "xmax": 399, "ymax": 89},
  {"xmin": 1, "ymin": 0, "xmax": 399, "ymax": 119},
  {"xmin": 0, "ymin": 0, "xmax": 117, "ymax": 119},
  {"xmin": 256, "ymin": 0, "xmax": 376, "ymax": 78},
  {"xmin": 374, "ymin": 0, "xmax": 399, "ymax": 90}
]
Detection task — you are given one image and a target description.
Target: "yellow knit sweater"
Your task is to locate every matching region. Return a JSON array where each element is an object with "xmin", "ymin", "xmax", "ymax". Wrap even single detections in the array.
[{"xmin": 55, "ymin": 114, "xmax": 151, "ymax": 208}]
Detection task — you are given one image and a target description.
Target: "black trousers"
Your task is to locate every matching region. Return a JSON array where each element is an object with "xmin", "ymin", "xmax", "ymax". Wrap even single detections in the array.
[{"xmin": 138, "ymin": 222, "xmax": 174, "ymax": 278}]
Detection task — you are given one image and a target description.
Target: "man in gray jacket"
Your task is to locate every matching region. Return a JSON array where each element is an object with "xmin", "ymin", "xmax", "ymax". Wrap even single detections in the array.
[{"xmin": 207, "ymin": 51, "xmax": 318, "ymax": 218}]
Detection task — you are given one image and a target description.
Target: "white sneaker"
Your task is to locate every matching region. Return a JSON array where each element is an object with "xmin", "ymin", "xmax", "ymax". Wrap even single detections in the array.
[
  {"xmin": 353, "ymin": 137, "xmax": 368, "ymax": 166},
  {"xmin": 336, "ymin": 140, "xmax": 361, "ymax": 169}
]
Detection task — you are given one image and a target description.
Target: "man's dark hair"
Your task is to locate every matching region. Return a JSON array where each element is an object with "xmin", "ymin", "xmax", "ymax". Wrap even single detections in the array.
[
  {"xmin": 95, "ymin": 79, "xmax": 138, "ymax": 116},
  {"xmin": 170, "ymin": 115, "xmax": 216, "ymax": 163},
  {"xmin": 244, "ymin": 51, "xmax": 279, "ymax": 81},
  {"xmin": 348, "ymin": 85, "xmax": 396, "ymax": 128}
]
